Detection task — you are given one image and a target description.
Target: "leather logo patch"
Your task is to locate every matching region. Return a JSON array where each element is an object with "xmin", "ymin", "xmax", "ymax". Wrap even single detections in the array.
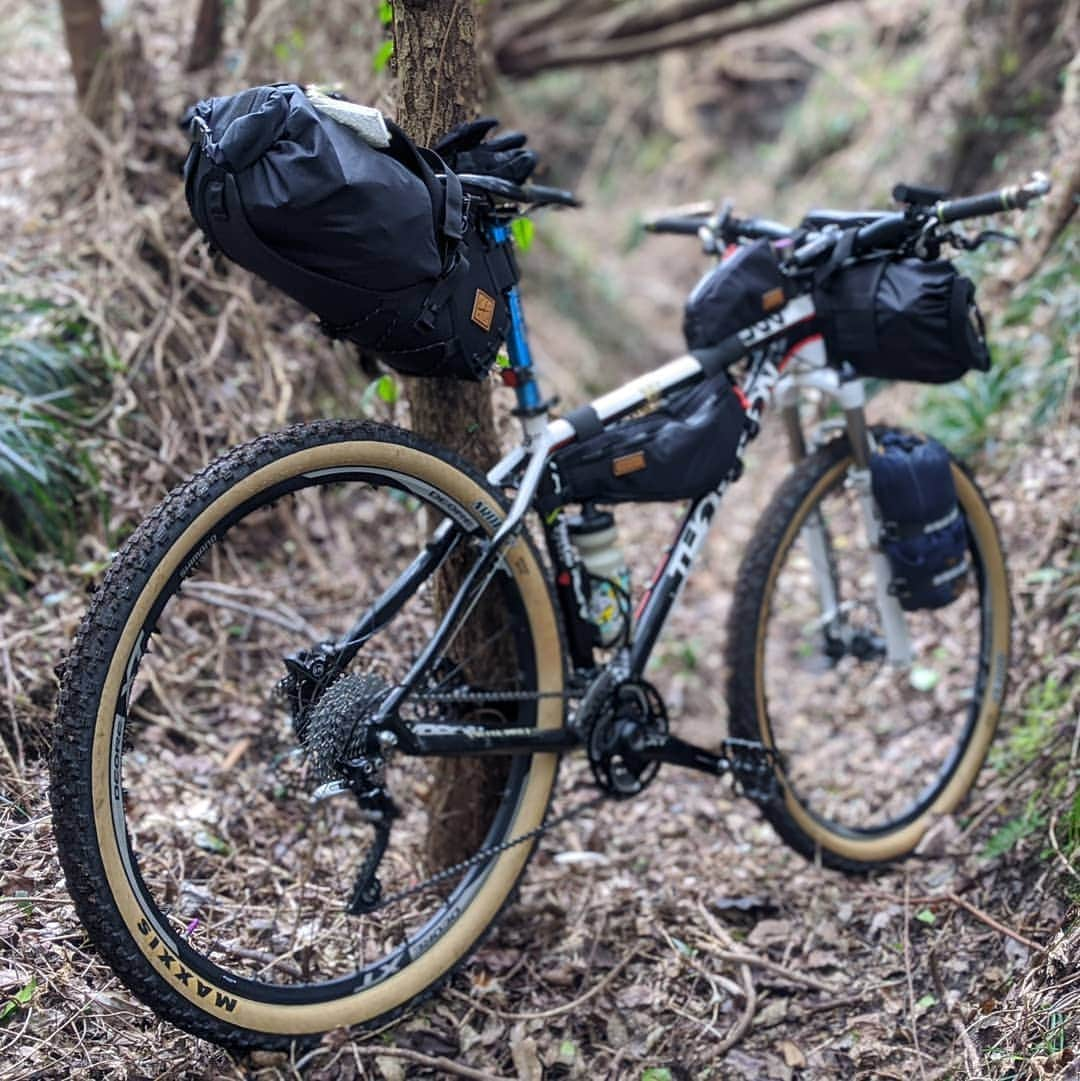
[
  {"xmin": 471, "ymin": 289, "xmax": 496, "ymax": 331},
  {"xmin": 612, "ymin": 451, "xmax": 647, "ymax": 477},
  {"xmin": 762, "ymin": 287, "xmax": 785, "ymax": 312}
]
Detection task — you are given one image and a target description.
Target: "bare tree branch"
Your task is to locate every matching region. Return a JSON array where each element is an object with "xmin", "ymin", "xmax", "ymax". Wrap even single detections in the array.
[{"xmin": 497, "ymin": 0, "xmax": 849, "ymax": 76}]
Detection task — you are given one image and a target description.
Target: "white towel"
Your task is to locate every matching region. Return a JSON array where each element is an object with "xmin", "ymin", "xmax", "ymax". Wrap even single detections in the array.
[{"xmin": 305, "ymin": 87, "xmax": 391, "ymax": 148}]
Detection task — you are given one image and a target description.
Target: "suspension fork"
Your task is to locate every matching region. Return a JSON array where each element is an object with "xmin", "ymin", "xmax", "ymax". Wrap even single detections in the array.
[
  {"xmin": 840, "ymin": 383, "xmax": 912, "ymax": 667},
  {"xmin": 780, "ymin": 400, "xmax": 842, "ymax": 629}
]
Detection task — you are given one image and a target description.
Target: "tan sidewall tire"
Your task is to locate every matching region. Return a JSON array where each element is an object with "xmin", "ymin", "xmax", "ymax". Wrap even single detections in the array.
[
  {"xmin": 90, "ymin": 439, "xmax": 563, "ymax": 1035},
  {"xmin": 752, "ymin": 454, "xmax": 1009, "ymax": 864}
]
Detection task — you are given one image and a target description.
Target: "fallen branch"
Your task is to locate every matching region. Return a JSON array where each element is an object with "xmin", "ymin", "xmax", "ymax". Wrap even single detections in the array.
[
  {"xmin": 903, "ymin": 872, "xmax": 928, "ymax": 1081},
  {"xmin": 351, "ymin": 1045, "xmax": 511, "ymax": 1081}
]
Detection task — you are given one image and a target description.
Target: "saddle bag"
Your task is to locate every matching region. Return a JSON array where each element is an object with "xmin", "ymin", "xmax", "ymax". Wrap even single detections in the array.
[
  {"xmin": 183, "ymin": 83, "xmax": 517, "ymax": 380},
  {"xmin": 870, "ymin": 432, "xmax": 969, "ymax": 611},
  {"xmin": 683, "ymin": 239, "xmax": 788, "ymax": 351},
  {"xmin": 549, "ymin": 373, "xmax": 748, "ymax": 504},
  {"xmin": 814, "ymin": 234, "xmax": 991, "ymax": 383}
]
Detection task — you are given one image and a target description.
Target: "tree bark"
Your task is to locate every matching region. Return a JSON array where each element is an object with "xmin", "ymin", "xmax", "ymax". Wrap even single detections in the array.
[
  {"xmin": 394, "ymin": 0, "xmax": 509, "ymax": 868},
  {"xmin": 187, "ymin": 0, "xmax": 225, "ymax": 72},
  {"xmin": 59, "ymin": 0, "xmax": 111, "ymax": 117}
]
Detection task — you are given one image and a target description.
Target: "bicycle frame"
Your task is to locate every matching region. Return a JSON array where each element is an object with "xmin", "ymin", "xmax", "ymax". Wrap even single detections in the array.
[{"xmin": 335, "ymin": 231, "xmax": 913, "ymax": 766}]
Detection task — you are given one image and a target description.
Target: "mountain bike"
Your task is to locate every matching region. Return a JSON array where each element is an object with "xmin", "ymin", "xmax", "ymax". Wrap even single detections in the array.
[{"xmin": 50, "ymin": 171, "xmax": 1050, "ymax": 1048}]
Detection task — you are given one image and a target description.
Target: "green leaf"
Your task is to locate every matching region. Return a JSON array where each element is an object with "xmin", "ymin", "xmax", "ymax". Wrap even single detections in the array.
[
  {"xmin": 558, "ymin": 1039, "xmax": 576, "ymax": 1063},
  {"xmin": 642, "ymin": 1069, "xmax": 674, "ymax": 1081},
  {"xmin": 510, "ymin": 217, "xmax": 535, "ymax": 252},
  {"xmin": 915, "ymin": 993, "xmax": 937, "ymax": 1010},
  {"xmin": 375, "ymin": 374, "xmax": 399, "ymax": 404},
  {"xmin": 495, "ymin": 350, "xmax": 510, "ymax": 369},
  {"xmin": 373, "ymin": 40, "xmax": 394, "ymax": 73},
  {"xmin": 194, "ymin": 830, "xmax": 229, "ymax": 855},
  {"xmin": 377, "ymin": 0, "xmax": 393, "ymax": 24},
  {"xmin": 909, "ymin": 666, "xmax": 940, "ymax": 692},
  {"xmin": 0, "ymin": 978, "xmax": 37, "ymax": 1024},
  {"xmin": 915, "ymin": 908, "xmax": 936, "ymax": 925}
]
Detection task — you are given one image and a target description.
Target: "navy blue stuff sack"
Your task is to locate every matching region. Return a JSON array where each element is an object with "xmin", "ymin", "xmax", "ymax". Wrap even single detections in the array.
[{"xmin": 870, "ymin": 433, "xmax": 969, "ymax": 611}]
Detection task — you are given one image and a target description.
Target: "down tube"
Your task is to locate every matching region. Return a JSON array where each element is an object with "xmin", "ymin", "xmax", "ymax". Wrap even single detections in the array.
[{"xmin": 628, "ymin": 489, "xmax": 724, "ymax": 676}]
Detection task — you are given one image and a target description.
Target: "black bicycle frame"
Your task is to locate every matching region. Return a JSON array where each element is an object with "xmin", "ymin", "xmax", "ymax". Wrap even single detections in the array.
[{"xmin": 333, "ymin": 306, "xmax": 810, "ymax": 764}]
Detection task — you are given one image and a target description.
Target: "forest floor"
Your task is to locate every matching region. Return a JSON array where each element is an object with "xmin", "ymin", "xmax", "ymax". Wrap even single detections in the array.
[{"xmin": 1, "ymin": 0, "xmax": 1079, "ymax": 1078}]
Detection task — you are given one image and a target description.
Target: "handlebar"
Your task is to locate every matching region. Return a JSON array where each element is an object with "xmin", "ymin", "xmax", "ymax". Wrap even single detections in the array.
[
  {"xmin": 647, "ymin": 172, "xmax": 1051, "ymax": 267},
  {"xmin": 934, "ymin": 173, "xmax": 1050, "ymax": 223},
  {"xmin": 458, "ymin": 173, "xmax": 582, "ymax": 208}
]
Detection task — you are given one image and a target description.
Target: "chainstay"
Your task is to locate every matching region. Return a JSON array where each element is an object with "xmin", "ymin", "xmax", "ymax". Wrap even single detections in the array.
[{"xmin": 365, "ymin": 791, "xmax": 606, "ymax": 913}]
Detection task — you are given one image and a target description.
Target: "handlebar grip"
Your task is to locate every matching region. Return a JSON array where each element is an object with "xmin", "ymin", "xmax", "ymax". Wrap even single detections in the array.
[
  {"xmin": 736, "ymin": 217, "xmax": 793, "ymax": 241},
  {"xmin": 851, "ymin": 212, "xmax": 909, "ymax": 254},
  {"xmin": 644, "ymin": 215, "xmax": 707, "ymax": 236},
  {"xmin": 936, "ymin": 189, "xmax": 1016, "ymax": 223},
  {"xmin": 524, "ymin": 183, "xmax": 582, "ymax": 207}
]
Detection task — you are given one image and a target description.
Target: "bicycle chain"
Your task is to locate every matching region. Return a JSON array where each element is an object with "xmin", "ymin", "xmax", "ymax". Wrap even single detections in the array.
[{"xmin": 362, "ymin": 790, "xmax": 607, "ymax": 913}]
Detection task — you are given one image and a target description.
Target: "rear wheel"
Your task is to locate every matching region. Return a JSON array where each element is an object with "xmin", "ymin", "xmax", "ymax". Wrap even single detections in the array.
[
  {"xmin": 727, "ymin": 431, "xmax": 1009, "ymax": 869},
  {"xmin": 51, "ymin": 420, "xmax": 564, "ymax": 1048}
]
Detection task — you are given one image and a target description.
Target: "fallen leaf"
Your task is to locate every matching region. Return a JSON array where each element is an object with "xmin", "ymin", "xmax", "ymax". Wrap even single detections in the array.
[{"xmin": 779, "ymin": 1038, "xmax": 807, "ymax": 1068}]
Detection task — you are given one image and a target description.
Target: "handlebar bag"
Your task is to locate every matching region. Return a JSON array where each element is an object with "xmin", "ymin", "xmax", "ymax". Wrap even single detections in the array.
[
  {"xmin": 870, "ymin": 432, "xmax": 969, "ymax": 610},
  {"xmin": 548, "ymin": 372, "xmax": 748, "ymax": 504},
  {"xmin": 683, "ymin": 239, "xmax": 787, "ymax": 351},
  {"xmin": 814, "ymin": 249, "xmax": 990, "ymax": 383},
  {"xmin": 183, "ymin": 84, "xmax": 517, "ymax": 380}
]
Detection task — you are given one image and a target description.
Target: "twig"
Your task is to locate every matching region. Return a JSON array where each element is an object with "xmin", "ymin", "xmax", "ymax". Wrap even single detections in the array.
[
  {"xmin": 352, "ymin": 1044, "xmax": 510, "ymax": 1081},
  {"xmin": 1047, "ymin": 808, "xmax": 1080, "ymax": 887},
  {"xmin": 452, "ymin": 948, "xmax": 639, "ymax": 1022},
  {"xmin": 903, "ymin": 871, "xmax": 928, "ymax": 1081},
  {"xmin": 945, "ymin": 892, "xmax": 1045, "ymax": 955},
  {"xmin": 928, "ymin": 948, "xmax": 981, "ymax": 1078},
  {"xmin": 716, "ymin": 956, "xmax": 756, "ymax": 1055}
]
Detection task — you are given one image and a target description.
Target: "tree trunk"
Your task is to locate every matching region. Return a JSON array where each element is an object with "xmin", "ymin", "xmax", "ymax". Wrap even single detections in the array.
[
  {"xmin": 187, "ymin": 0, "xmax": 225, "ymax": 71},
  {"xmin": 59, "ymin": 0, "xmax": 111, "ymax": 119},
  {"xmin": 394, "ymin": 0, "xmax": 510, "ymax": 868}
]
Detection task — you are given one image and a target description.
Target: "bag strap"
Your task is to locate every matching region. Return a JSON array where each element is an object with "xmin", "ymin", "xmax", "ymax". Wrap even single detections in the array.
[{"xmin": 384, "ymin": 118, "xmax": 464, "ymax": 249}]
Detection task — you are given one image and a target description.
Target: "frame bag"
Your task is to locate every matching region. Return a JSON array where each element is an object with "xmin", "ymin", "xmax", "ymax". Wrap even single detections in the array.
[
  {"xmin": 550, "ymin": 373, "xmax": 748, "ymax": 504},
  {"xmin": 184, "ymin": 84, "xmax": 517, "ymax": 380},
  {"xmin": 813, "ymin": 233, "xmax": 991, "ymax": 384},
  {"xmin": 870, "ymin": 432, "xmax": 969, "ymax": 611}
]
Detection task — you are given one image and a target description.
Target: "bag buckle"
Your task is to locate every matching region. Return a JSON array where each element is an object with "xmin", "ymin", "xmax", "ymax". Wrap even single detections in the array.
[{"xmin": 189, "ymin": 114, "xmax": 213, "ymax": 152}]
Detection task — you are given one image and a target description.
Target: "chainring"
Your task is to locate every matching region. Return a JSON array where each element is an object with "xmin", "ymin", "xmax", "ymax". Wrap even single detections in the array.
[{"xmin": 588, "ymin": 679, "xmax": 669, "ymax": 798}]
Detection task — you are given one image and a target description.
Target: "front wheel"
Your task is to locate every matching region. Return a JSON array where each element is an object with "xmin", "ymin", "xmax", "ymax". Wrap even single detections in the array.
[
  {"xmin": 727, "ymin": 431, "xmax": 1010, "ymax": 870},
  {"xmin": 50, "ymin": 420, "xmax": 565, "ymax": 1049}
]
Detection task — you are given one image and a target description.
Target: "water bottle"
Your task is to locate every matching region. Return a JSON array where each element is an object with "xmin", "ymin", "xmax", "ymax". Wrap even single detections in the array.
[{"xmin": 568, "ymin": 509, "xmax": 631, "ymax": 647}]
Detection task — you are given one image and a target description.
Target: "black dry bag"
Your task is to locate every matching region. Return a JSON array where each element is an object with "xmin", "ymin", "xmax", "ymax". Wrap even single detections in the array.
[
  {"xmin": 870, "ymin": 432, "xmax": 969, "ymax": 611},
  {"xmin": 813, "ymin": 233, "xmax": 991, "ymax": 384},
  {"xmin": 683, "ymin": 239, "xmax": 788, "ymax": 351},
  {"xmin": 183, "ymin": 84, "xmax": 518, "ymax": 380}
]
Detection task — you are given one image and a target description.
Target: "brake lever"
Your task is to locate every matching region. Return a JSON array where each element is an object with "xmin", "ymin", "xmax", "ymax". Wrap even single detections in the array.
[{"xmin": 947, "ymin": 227, "xmax": 1020, "ymax": 251}]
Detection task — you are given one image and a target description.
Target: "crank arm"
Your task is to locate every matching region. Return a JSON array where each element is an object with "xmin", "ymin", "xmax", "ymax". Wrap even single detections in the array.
[{"xmin": 627, "ymin": 732, "xmax": 781, "ymax": 802}]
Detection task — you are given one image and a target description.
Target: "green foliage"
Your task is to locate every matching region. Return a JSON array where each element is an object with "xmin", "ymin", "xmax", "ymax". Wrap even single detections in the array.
[
  {"xmin": 0, "ymin": 977, "xmax": 36, "ymax": 1024},
  {"xmin": 642, "ymin": 1069, "xmax": 674, "ymax": 1081},
  {"xmin": 982, "ymin": 794, "xmax": 1046, "ymax": 859},
  {"xmin": 918, "ymin": 225, "xmax": 1079, "ymax": 457},
  {"xmin": 372, "ymin": 39, "xmax": 394, "ymax": 73},
  {"xmin": 0, "ymin": 294, "xmax": 104, "ymax": 587},
  {"xmin": 376, "ymin": 1, "xmax": 393, "ymax": 25},
  {"xmin": 990, "ymin": 676, "xmax": 1069, "ymax": 773},
  {"xmin": 510, "ymin": 217, "xmax": 535, "ymax": 253}
]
